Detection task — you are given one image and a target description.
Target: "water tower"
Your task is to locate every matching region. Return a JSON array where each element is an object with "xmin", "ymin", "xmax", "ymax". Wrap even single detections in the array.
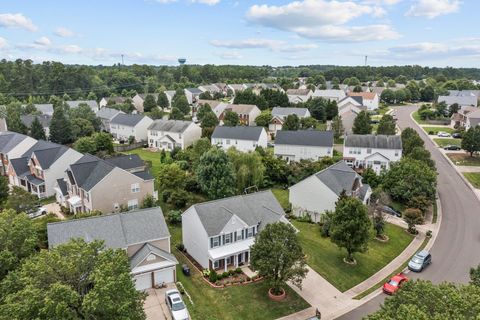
[{"xmin": 178, "ymin": 58, "xmax": 187, "ymax": 65}]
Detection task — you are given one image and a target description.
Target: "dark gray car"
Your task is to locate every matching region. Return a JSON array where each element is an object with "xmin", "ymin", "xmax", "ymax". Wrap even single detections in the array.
[{"xmin": 408, "ymin": 250, "xmax": 432, "ymax": 272}]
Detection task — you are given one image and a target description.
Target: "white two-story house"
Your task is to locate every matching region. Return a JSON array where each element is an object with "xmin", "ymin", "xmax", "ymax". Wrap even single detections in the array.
[
  {"xmin": 269, "ymin": 107, "xmax": 311, "ymax": 134},
  {"xmin": 274, "ymin": 130, "xmax": 334, "ymax": 162},
  {"xmin": 211, "ymin": 126, "xmax": 268, "ymax": 152},
  {"xmin": 109, "ymin": 114, "xmax": 153, "ymax": 142},
  {"xmin": 347, "ymin": 92, "xmax": 379, "ymax": 110},
  {"xmin": 182, "ymin": 190, "xmax": 291, "ymax": 271},
  {"xmin": 147, "ymin": 119, "xmax": 202, "ymax": 151},
  {"xmin": 343, "ymin": 134, "xmax": 402, "ymax": 174}
]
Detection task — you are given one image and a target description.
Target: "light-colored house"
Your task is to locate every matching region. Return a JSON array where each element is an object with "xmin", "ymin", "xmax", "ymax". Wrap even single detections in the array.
[
  {"xmin": 58, "ymin": 154, "xmax": 154, "ymax": 214},
  {"xmin": 286, "ymin": 89, "xmax": 313, "ymax": 104},
  {"xmin": 269, "ymin": 107, "xmax": 311, "ymax": 134},
  {"xmin": 192, "ymin": 100, "xmax": 227, "ymax": 120},
  {"xmin": 182, "ymin": 190, "xmax": 290, "ymax": 271},
  {"xmin": 438, "ymin": 91, "xmax": 478, "ymax": 107},
  {"xmin": 109, "ymin": 114, "xmax": 153, "ymax": 142},
  {"xmin": 184, "ymin": 88, "xmax": 203, "ymax": 105},
  {"xmin": 20, "ymin": 115, "xmax": 51, "ymax": 138},
  {"xmin": 99, "ymin": 96, "xmax": 128, "ymax": 108},
  {"xmin": 8, "ymin": 140, "xmax": 83, "ymax": 198},
  {"xmin": 211, "ymin": 126, "xmax": 268, "ymax": 152},
  {"xmin": 47, "ymin": 207, "xmax": 178, "ymax": 291},
  {"xmin": 96, "ymin": 107, "xmax": 125, "ymax": 132},
  {"xmin": 338, "ymin": 97, "xmax": 367, "ymax": 135},
  {"xmin": 274, "ymin": 130, "xmax": 334, "ymax": 162},
  {"xmin": 464, "ymin": 109, "xmax": 480, "ymax": 129},
  {"xmin": 66, "ymin": 100, "xmax": 99, "ymax": 112},
  {"xmin": 219, "ymin": 104, "xmax": 261, "ymax": 126},
  {"xmin": 132, "ymin": 93, "xmax": 159, "ymax": 113},
  {"xmin": 312, "ymin": 89, "xmax": 346, "ymax": 102},
  {"xmin": 147, "ymin": 119, "xmax": 201, "ymax": 151},
  {"xmin": 227, "ymin": 84, "xmax": 247, "ymax": 94},
  {"xmin": 0, "ymin": 132, "xmax": 37, "ymax": 176},
  {"xmin": 347, "ymin": 92, "xmax": 379, "ymax": 110},
  {"xmin": 289, "ymin": 161, "xmax": 371, "ymax": 222},
  {"xmin": 20, "ymin": 104, "xmax": 54, "ymax": 116},
  {"xmin": 198, "ymin": 84, "xmax": 222, "ymax": 95},
  {"xmin": 343, "ymin": 134, "xmax": 402, "ymax": 174}
]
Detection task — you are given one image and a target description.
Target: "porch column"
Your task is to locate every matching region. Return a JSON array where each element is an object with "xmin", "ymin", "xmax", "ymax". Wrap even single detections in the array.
[
  {"xmin": 234, "ymin": 254, "xmax": 238, "ymax": 268},
  {"xmin": 224, "ymin": 257, "xmax": 227, "ymax": 272}
]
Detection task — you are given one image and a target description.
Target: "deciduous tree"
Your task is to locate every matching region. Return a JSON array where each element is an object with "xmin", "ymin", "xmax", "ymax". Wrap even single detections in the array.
[
  {"xmin": 376, "ymin": 114, "xmax": 396, "ymax": 135},
  {"xmin": 5, "ymin": 186, "xmax": 40, "ymax": 214},
  {"xmin": 223, "ymin": 110, "xmax": 239, "ymax": 126},
  {"xmin": 143, "ymin": 94, "xmax": 157, "ymax": 112},
  {"xmin": 196, "ymin": 148, "xmax": 236, "ymax": 199},
  {"xmin": 461, "ymin": 126, "xmax": 480, "ymax": 157},
  {"xmin": 352, "ymin": 111, "xmax": 372, "ymax": 134},
  {"xmin": 282, "ymin": 114, "xmax": 300, "ymax": 131}
]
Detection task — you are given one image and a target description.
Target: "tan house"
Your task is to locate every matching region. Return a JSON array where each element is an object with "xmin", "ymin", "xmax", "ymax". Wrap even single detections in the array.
[
  {"xmin": 58, "ymin": 154, "xmax": 155, "ymax": 214},
  {"xmin": 219, "ymin": 104, "xmax": 261, "ymax": 126},
  {"xmin": 47, "ymin": 207, "xmax": 178, "ymax": 291}
]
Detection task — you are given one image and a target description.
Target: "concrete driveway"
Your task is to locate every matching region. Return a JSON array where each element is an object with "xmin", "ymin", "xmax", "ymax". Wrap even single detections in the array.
[
  {"xmin": 44, "ymin": 202, "xmax": 65, "ymax": 220},
  {"xmin": 144, "ymin": 284, "xmax": 176, "ymax": 320}
]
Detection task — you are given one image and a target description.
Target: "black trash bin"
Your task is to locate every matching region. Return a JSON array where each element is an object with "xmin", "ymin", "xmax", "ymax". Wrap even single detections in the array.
[{"xmin": 182, "ymin": 264, "xmax": 190, "ymax": 276}]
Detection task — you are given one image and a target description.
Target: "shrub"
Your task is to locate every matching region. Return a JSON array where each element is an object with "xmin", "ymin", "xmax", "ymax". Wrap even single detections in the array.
[
  {"xmin": 166, "ymin": 210, "xmax": 182, "ymax": 224},
  {"xmin": 176, "ymin": 243, "xmax": 185, "ymax": 252},
  {"xmin": 228, "ymin": 269, "xmax": 235, "ymax": 276},
  {"xmin": 428, "ymin": 131, "xmax": 435, "ymax": 135},
  {"xmin": 222, "ymin": 272, "xmax": 229, "ymax": 278},
  {"xmin": 168, "ymin": 190, "xmax": 190, "ymax": 209},
  {"xmin": 209, "ymin": 270, "xmax": 218, "ymax": 283},
  {"xmin": 217, "ymin": 273, "xmax": 223, "ymax": 280},
  {"xmin": 426, "ymin": 230, "xmax": 433, "ymax": 238},
  {"xmin": 235, "ymin": 267, "xmax": 242, "ymax": 274},
  {"xmin": 202, "ymin": 269, "xmax": 210, "ymax": 277}
]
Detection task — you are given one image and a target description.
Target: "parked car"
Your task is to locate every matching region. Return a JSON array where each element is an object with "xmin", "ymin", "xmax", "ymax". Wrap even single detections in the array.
[
  {"xmin": 380, "ymin": 205, "xmax": 401, "ymax": 217},
  {"xmin": 165, "ymin": 289, "xmax": 190, "ymax": 320},
  {"xmin": 437, "ymin": 131, "xmax": 451, "ymax": 137},
  {"xmin": 182, "ymin": 264, "xmax": 190, "ymax": 276},
  {"xmin": 444, "ymin": 145, "xmax": 461, "ymax": 150},
  {"xmin": 27, "ymin": 206, "xmax": 47, "ymax": 219},
  {"xmin": 452, "ymin": 132, "xmax": 462, "ymax": 139},
  {"xmin": 408, "ymin": 250, "xmax": 432, "ymax": 272},
  {"xmin": 383, "ymin": 273, "xmax": 409, "ymax": 295}
]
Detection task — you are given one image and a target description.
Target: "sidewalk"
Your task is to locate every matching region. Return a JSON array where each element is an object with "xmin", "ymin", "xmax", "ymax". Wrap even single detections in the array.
[{"xmin": 456, "ymin": 166, "xmax": 480, "ymax": 173}]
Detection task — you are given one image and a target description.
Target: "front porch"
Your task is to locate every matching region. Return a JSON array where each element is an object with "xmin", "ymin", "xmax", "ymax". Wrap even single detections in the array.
[
  {"xmin": 209, "ymin": 251, "xmax": 250, "ymax": 272},
  {"xmin": 18, "ymin": 175, "xmax": 47, "ymax": 198}
]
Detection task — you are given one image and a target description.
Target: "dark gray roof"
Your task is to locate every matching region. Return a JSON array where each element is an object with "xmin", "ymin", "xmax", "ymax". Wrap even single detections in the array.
[
  {"xmin": 148, "ymin": 119, "xmax": 193, "ymax": 133},
  {"xmin": 111, "ymin": 113, "xmax": 148, "ymax": 126},
  {"xmin": 22, "ymin": 104, "xmax": 53, "ymax": 115},
  {"xmin": 22, "ymin": 140, "xmax": 60, "ymax": 159},
  {"xmin": 314, "ymin": 161, "xmax": 360, "ymax": 196},
  {"xmin": 133, "ymin": 171, "xmax": 154, "ymax": 180},
  {"xmin": 344, "ymin": 134, "xmax": 402, "ymax": 150},
  {"xmin": 350, "ymin": 96, "xmax": 364, "ymax": 105},
  {"xmin": 56, "ymin": 178, "xmax": 68, "ymax": 196},
  {"xmin": 211, "ymin": 126, "xmax": 265, "ymax": 141},
  {"xmin": 96, "ymin": 107, "xmax": 123, "ymax": 120},
  {"xmin": 190, "ymin": 190, "xmax": 286, "ymax": 237},
  {"xmin": 25, "ymin": 174, "xmax": 44, "ymax": 185},
  {"xmin": 66, "ymin": 100, "xmax": 99, "ymax": 110},
  {"xmin": 20, "ymin": 114, "xmax": 51, "ymax": 128},
  {"xmin": 0, "ymin": 132, "xmax": 30, "ymax": 154},
  {"xmin": 105, "ymin": 154, "xmax": 144, "ymax": 170},
  {"xmin": 275, "ymin": 130, "xmax": 333, "ymax": 147},
  {"xmin": 32, "ymin": 145, "xmax": 70, "ymax": 169},
  {"xmin": 271, "ymin": 107, "xmax": 309, "ymax": 118},
  {"xmin": 359, "ymin": 184, "xmax": 371, "ymax": 201},
  {"xmin": 9, "ymin": 157, "xmax": 30, "ymax": 177},
  {"xmin": 185, "ymin": 88, "xmax": 203, "ymax": 94},
  {"xmin": 47, "ymin": 207, "xmax": 170, "ymax": 249},
  {"xmin": 68, "ymin": 154, "xmax": 115, "ymax": 191},
  {"xmin": 129, "ymin": 243, "xmax": 178, "ymax": 269}
]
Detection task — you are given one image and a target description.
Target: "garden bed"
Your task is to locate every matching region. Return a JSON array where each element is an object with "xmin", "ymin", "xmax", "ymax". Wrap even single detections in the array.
[{"xmin": 447, "ymin": 153, "xmax": 480, "ymax": 166}]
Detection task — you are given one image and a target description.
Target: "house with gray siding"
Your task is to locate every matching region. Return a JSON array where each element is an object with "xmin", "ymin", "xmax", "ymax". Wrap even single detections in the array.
[
  {"xmin": 109, "ymin": 114, "xmax": 153, "ymax": 142},
  {"xmin": 274, "ymin": 130, "xmax": 334, "ymax": 162}
]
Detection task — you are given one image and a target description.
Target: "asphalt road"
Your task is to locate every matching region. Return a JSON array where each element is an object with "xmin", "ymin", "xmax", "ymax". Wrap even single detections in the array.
[{"xmin": 337, "ymin": 105, "xmax": 480, "ymax": 319}]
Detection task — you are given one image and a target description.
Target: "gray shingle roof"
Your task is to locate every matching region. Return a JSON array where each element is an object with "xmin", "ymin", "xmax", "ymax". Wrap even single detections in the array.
[
  {"xmin": 275, "ymin": 130, "xmax": 333, "ymax": 147},
  {"xmin": 211, "ymin": 126, "xmax": 265, "ymax": 141},
  {"xmin": 96, "ymin": 107, "xmax": 124, "ymax": 120},
  {"xmin": 66, "ymin": 100, "xmax": 99, "ymax": 110},
  {"xmin": 438, "ymin": 94, "xmax": 477, "ymax": 106},
  {"xmin": 111, "ymin": 113, "xmax": 148, "ymax": 127},
  {"xmin": 21, "ymin": 140, "xmax": 60, "ymax": 159},
  {"xmin": 271, "ymin": 107, "xmax": 309, "ymax": 118},
  {"xmin": 22, "ymin": 104, "xmax": 54, "ymax": 115},
  {"xmin": 344, "ymin": 134, "xmax": 402, "ymax": 150},
  {"xmin": 105, "ymin": 154, "xmax": 144, "ymax": 170},
  {"xmin": 56, "ymin": 178, "xmax": 68, "ymax": 196},
  {"xmin": 186, "ymin": 88, "xmax": 203, "ymax": 94},
  {"xmin": 148, "ymin": 119, "xmax": 192, "ymax": 133},
  {"xmin": 32, "ymin": 145, "xmax": 70, "ymax": 169},
  {"xmin": 314, "ymin": 161, "xmax": 360, "ymax": 196},
  {"xmin": 133, "ymin": 171, "xmax": 154, "ymax": 180},
  {"xmin": 20, "ymin": 114, "xmax": 51, "ymax": 128},
  {"xmin": 47, "ymin": 207, "xmax": 170, "ymax": 249},
  {"xmin": 189, "ymin": 190, "xmax": 286, "ymax": 237},
  {"xmin": 10, "ymin": 157, "xmax": 30, "ymax": 177},
  {"xmin": 129, "ymin": 243, "xmax": 178, "ymax": 269},
  {"xmin": 0, "ymin": 132, "xmax": 30, "ymax": 154},
  {"xmin": 68, "ymin": 154, "xmax": 115, "ymax": 191}
]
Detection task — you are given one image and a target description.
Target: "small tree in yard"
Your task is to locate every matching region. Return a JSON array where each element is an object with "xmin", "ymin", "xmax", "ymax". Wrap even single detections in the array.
[
  {"xmin": 470, "ymin": 264, "xmax": 480, "ymax": 287},
  {"xmin": 223, "ymin": 110, "xmax": 239, "ymax": 126},
  {"xmin": 403, "ymin": 208, "xmax": 423, "ymax": 234},
  {"xmin": 250, "ymin": 222, "xmax": 308, "ymax": 296},
  {"xmin": 373, "ymin": 211, "xmax": 386, "ymax": 240},
  {"xmin": 330, "ymin": 196, "xmax": 371, "ymax": 264},
  {"xmin": 352, "ymin": 111, "xmax": 372, "ymax": 134},
  {"xmin": 461, "ymin": 126, "xmax": 480, "ymax": 157},
  {"xmin": 5, "ymin": 186, "xmax": 40, "ymax": 214},
  {"xmin": 331, "ymin": 115, "xmax": 344, "ymax": 140}
]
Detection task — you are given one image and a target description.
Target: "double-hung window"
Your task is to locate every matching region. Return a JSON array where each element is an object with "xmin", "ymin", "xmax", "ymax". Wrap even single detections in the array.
[
  {"xmin": 224, "ymin": 233, "xmax": 232, "ymax": 244},
  {"xmin": 128, "ymin": 199, "xmax": 138, "ymax": 210},
  {"xmin": 211, "ymin": 236, "xmax": 220, "ymax": 248},
  {"xmin": 247, "ymin": 227, "xmax": 254, "ymax": 238},
  {"xmin": 131, "ymin": 183, "xmax": 140, "ymax": 193}
]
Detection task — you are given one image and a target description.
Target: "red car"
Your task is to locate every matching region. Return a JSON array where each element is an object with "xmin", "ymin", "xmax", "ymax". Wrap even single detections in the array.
[{"xmin": 383, "ymin": 273, "xmax": 408, "ymax": 295}]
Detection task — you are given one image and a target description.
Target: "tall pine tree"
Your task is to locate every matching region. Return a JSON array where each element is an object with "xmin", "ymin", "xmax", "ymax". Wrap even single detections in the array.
[
  {"xmin": 49, "ymin": 104, "xmax": 73, "ymax": 144},
  {"xmin": 29, "ymin": 116, "xmax": 46, "ymax": 140},
  {"xmin": 6, "ymin": 111, "xmax": 28, "ymax": 135}
]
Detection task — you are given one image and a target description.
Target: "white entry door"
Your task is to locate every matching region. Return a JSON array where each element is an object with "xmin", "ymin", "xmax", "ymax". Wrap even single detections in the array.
[
  {"xmin": 154, "ymin": 268, "xmax": 174, "ymax": 286},
  {"xmin": 134, "ymin": 273, "xmax": 152, "ymax": 291}
]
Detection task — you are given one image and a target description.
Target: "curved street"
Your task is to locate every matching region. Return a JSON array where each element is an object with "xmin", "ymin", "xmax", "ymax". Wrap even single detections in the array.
[{"xmin": 337, "ymin": 105, "xmax": 480, "ymax": 319}]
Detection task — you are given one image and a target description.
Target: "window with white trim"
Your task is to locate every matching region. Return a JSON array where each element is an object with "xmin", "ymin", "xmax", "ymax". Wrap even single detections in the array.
[
  {"xmin": 131, "ymin": 183, "xmax": 140, "ymax": 193},
  {"xmin": 226, "ymin": 139, "xmax": 231, "ymax": 145},
  {"xmin": 225, "ymin": 233, "xmax": 232, "ymax": 244},
  {"xmin": 211, "ymin": 236, "xmax": 220, "ymax": 248},
  {"xmin": 247, "ymin": 227, "xmax": 254, "ymax": 238},
  {"xmin": 128, "ymin": 199, "xmax": 138, "ymax": 210},
  {"xmin": 213, "ymin": 260, "xmax": 220, "ymax": 269}
]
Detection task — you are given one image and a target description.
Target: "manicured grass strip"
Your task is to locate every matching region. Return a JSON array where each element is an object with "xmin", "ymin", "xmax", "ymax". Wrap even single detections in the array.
[
  {"xmin": 353, "ymin": 236, "xmax": 429, "ymax": 300},
  {"xmin": 272, "ymin": 188, "xmax": 290, "ymax": 210},
  {"xmin": 174, "ymin": 249, "xmax": 310, "ymax": 320},
  {"xmin": 292, "ymin": 221, "xmax": 414, "ymax": 292},
  {"xmin": 447, "ymin": 153, "xmax": 480, "ymax": 166},
  {"xmin": 412, "ymin": 111, "xmax": 428, "ymax": 124},
  {"xmin": 433, "ymin": 138, "xmax": 461, "ymax": 148},
  {"xmin": 463, "ymin": 173, "xmax": 480, "ymax": 189},
  {"xmin": 423, "ymin": 127, "xmax": 454, "ymax": 134},
  {"xmin": 432, "ymin": 201, "xmax": 438, "ymax": 224}
]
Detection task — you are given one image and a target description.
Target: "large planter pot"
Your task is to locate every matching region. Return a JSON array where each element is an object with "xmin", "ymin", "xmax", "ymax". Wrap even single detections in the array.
[{"xmin": 268, "ymin": 288, "xmax": 286, "ymax": 301}]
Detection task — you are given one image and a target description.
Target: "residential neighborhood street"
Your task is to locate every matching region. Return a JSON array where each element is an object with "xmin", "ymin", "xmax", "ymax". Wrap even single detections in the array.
[{"xmin": 337, "ymin": 105, "xmax": 480, "ymax": 319}]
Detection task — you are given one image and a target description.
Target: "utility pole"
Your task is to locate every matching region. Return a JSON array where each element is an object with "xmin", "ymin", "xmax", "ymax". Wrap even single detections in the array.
[
  {"xmin": 121, "ymin": 54, "xmax": 124, "ymax": 66},
  {"xmin": 365, "ymin": 55, "xmax": 368, "ymax": 66}
]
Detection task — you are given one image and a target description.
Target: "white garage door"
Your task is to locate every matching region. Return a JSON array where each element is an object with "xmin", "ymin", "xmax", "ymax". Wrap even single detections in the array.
[
  {"xmin": 134, "ymin": 273, "xmax": 152, "ymax": 291},
  {"xmin": 154, "ymin": 268, "xmax": 174, "ymax": 286}
]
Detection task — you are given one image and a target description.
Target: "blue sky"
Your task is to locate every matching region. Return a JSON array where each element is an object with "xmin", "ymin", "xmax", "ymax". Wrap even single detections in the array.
[{"xmin": 0, "ymin": 0, "xmax": 479, "ymax": 67}]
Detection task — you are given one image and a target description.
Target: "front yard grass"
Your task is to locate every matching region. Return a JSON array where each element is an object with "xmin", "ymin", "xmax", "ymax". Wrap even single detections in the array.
[
  {"xmin": 174, "ymin": 249, "xmax": 310, "ymax": 320},
  {"xmin": 433, "ymin": 138, "xmax": 461, "ymax": 148},
  {"xmin": 423, "ymin": 126, "xmax": 454, "ymax": 134},
  {"xmin": 292, "ymin": 220, "xmax": 414, "ymax": 292},
  {"xmin": 412, "ymin": 111, "xmax": 428, "ymax": 124},
  {"xmin": 463, "ymin": 173, "xmax": 480, "ymax": 189},
  {"xmin": 272, "ymin": 188, "xmax": 289, "ymax": 209},
  {"xmin": 447, "ymin": 153, "xmax": 480, "ymax": 166}
]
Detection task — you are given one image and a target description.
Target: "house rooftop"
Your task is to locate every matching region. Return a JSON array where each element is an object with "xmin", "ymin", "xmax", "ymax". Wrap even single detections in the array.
[
  {"xmin": 20, "ymin": 114, "xmax": 52, "ymax": 128},
  {"xmin": 344, "ymin": 134, "xmax": 402, "ymax": 150},
  {"xmin": 286, "ymin": 89, "xmax": 311, "ymax": 96},
  {"xmin": 104, "ymin": 154, "xmax": 144, "ymax": 171},
  {"xmin": 313, "ymin": 161, "xmax": 361, "ymax": 196},
  {"xmin": 66, "ymin": 100, "xmax": 99, "ymax": 110},
  {"xmin": 96, "ymin": 107, "xmax": 124, "ymax": 120},
  {"xmin": 348, "ymin": 92, "xmax": 377, "ymax": 100},
  {"xmin": 275, "ymin": 130, "xmax": 334, "ymax": 147},
  {"xmin": 148, "ymin": 119, "xmax": 193, "ymax": 133},
  {"xmin": 271, "ymin": 107, "xmax": 310, "ymax": 118},
  {"xmin": 211, "ymin": 126, "xmax": 264, "ymax": 141},
  {"xmin": 0, "ymin": 132, "xmax": 31, "ymax": 154},
  {"xmin": 224, "ymin": 104, "xmax": 258, "ymax": 114},
  {"xmin": 47, "ymin": 207, "xmax": 170, "ymax": 249},
  {"xmin": 111, "ymin": 113, "xmax": 148, "ymax": 126}
]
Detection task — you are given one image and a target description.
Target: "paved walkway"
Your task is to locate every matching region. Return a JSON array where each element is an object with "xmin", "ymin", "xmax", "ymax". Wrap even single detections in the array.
[
  {"xmin": 456, "ymin": 166, "xmax": 480, "ymax": 173},
  {"xmin": 144, "ymin": 285, "xmax": 176, "ymax": 320}
]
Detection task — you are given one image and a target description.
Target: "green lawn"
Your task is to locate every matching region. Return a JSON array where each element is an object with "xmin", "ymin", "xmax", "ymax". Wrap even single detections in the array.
[
  {"xmin": 292, "ymin": 220, "xmax": 414, "ymax": 292},
  {"xmin": 412, "ymin": 111, "xmax": 428, "ymax": 124},
  {"xmin": 124, "ymin": 148, "xmax": 167, "ymax": 178},
  {"xmin": 433, "ymin": 138, "xmax": 461, "ymax": 148},
  {"xmin": 316, "ymin": 122, "xmax": 327, "ymax": 131},
  {"xmin": 272, "ymin": 188, "xmax": 289, "ymax": 210},
  {"xmin": 174, "ymin": 249, "xmax": 309, "ymax": 320},
  {"xmin": 423, "ymin": 127, "xmax": 454, "ymax": 134},
  {"xmin": 463, "ymin": 173, "xmax": 480, "ymax": 189},
  {"xmin": 447, "ymin": 153, "xmax": 480, "ymax": 166}
]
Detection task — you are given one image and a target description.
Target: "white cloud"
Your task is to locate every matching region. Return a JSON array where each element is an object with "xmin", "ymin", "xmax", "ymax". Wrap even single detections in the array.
[
  {"xmin": 210, "ymin": 38, "xmax": 318, "ymax": 52},
  {"xmin": 0, "ymin": 13, "xmax": 37, "ymax": 32},
  {"xmin": 34, "ymin": 36, "xmax": 51, "ymax": 47},
  {"xmin": 0, "ymin": 37, "xmax": 7, "ymax": 49},
  {"xmin": 362, "ymin": 0, "xmax": 402, "ymax": 5},
  {"xmin": 246, "ymin": 0, "xmax": 399, "ymax": 42},
  {"xmin": 155, "ymin": 0, "xmax": 178, "ymax": 3},
  {"xmin": 406, "ymin": 0, "xmax": 460, "ymax": 19},
  {"xmin": 191, "ymin": 0, "xmax": 220, "ymax": 4},
  {"xmin": 54, "ymin": 27, "xmax": 75, "ymax": 37},
  {"xmin": 218, "ymin": 51, "xmax": 243, "ymax": 60}
]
